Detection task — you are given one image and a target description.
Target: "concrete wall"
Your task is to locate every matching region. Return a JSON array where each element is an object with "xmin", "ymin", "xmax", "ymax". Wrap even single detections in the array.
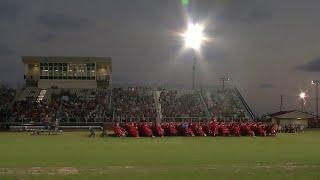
[
  {"xmin": 272, "ymin": 118, "xmax": 309, "ymax": 127},
  {"xmin": 96, "ymin": 66, "xmax": 109, "ymax": 76},
  {"xmin": 26, "ymin": 64, "xmax": 40, "ymax": 80}
]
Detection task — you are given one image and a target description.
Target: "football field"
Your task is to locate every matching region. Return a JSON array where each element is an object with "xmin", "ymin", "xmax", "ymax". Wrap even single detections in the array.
[{"xmin": 1, "ymin": 131, "xmax": 320, "ymax": 179}]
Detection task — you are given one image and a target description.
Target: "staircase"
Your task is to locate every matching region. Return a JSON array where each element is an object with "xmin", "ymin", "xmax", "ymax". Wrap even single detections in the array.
[
  {"xmin": 234, "ymin": 87, "xmax": 255, "ymax": 121},
  {"xmin": 154, "ymin": 90, "xmax": 163, "ymax": 122},
  {"xmin": 43, "ymin": 88, "xmax": 53, "ymax": 103},
  {"xmin": 36, "ymin": 89, "xmax": 47, "ymax": 102},
  {"xmin": 11, "ymin": 88, "xmax": 22, "ymax": 105},
  {"xmin": 197, "ymin": 90, "xmax": 211, "ymax": 121},
  {"xmin": 55, "ymin": 102, "xmax": 64, "ymax": 122},
  {"xmin": 108, "ymin": 89, "xmax": 112, "ymax": 114}
]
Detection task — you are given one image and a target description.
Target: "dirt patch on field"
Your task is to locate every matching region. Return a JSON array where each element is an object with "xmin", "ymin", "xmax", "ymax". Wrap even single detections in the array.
[
  {"xmin": 276, "ymin": 162, "xmax": 317, "ymax": 170},
  {"xmin": 197, "ymin": 162, "xmax": 318, "ymax": 173},
  {"xmin": 0, "ymin": 168, "xmax": 15, "ymax": 175},
  {"xmin": 0, "ymin": 167, "xmax": 79, "ymax": 176},
  {"xmin": 58, "ymin": 167, "xmax": 79, "ymax": 175},
  {"xmin": 226, "ymin": 162, "xmax": 317, "ymax": 170},
  {"xmin": 199, "ymin": 164, "xmax": 222, "ymax": 170},
  {"xmin": 28, "ymin": 167, "xmax": 45, "ymax": 175},
  {"xmin": 0, "ymin": 163, "xmax": 318, "ymax": 176}
]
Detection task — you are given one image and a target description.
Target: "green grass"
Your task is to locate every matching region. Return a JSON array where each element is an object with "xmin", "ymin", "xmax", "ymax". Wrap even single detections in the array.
[{"xmin": 1, "ymin": 131, "xmax": 320, "ymax": 179}]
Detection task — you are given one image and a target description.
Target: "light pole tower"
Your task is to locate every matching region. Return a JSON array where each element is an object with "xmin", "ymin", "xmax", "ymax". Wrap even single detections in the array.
[
  {"xmin": 299, "ymin": 92, "xmax": 306, "ymax": 112},
  {"xmin": 280, "ymin": 94, "xmax": 284, "ymax": 112},
  {"xmin": 183, "ymin": 23, "xmax": 204, "ymax": 90},
  {"xmin": 312, "ymin": 80, "xmax": 320, "ymax": 122},
  {"xmin": 192, "ymin": 56, "xmax": 195, "ymax": 89}
]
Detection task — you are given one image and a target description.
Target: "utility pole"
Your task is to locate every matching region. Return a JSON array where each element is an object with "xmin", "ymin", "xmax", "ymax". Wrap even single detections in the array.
[
  {"xmin": 280, "ymin": 95, "xmax": 284, "ymax": 112},
  {"xmin": 192, "ymin": 57, "xmax": 195, "ymax": 90},
  {"xmin": 317, "ymin": 84, "xmax": 318, "ymax": 121}
]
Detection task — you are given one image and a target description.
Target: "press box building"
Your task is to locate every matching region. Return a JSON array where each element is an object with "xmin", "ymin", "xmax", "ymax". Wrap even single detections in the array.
[{"xmin": 22, "ymin": 56, "xmax": 112, "ymax": 89}]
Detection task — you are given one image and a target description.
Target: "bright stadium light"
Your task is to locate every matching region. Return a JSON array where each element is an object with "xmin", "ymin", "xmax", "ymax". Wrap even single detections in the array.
[
  {"xmin": 300, "ymin": 92, "xmax": 306, "ymax": 99},
  {"xmin": 183, "ymin": 23, "xmax": 205, "ymax": 50},
  {"xmin": 299, "ymin": 92, "xmax": 307, "ymax": 112},
  {"xmin": 181, "ymin": 22, "xmax": 206, "ymax": 89}
]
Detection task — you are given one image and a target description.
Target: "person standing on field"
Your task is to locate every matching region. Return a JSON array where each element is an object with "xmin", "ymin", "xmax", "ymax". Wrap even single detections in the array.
[{"xmin": 89, "ymin": 127, "xmax": 96, "ymax": 137}]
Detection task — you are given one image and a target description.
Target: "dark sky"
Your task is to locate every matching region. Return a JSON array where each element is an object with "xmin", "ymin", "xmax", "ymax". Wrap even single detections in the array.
[{"xmin": 1, "ymin": 0, "xmax": 320, "ymax": 115}]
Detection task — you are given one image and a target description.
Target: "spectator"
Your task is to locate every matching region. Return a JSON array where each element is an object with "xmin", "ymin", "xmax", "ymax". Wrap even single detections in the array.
[
  {"xmin": 160, "ymin": 90, "xmax": 205, "ymax": 118},
  {"xmin": 112, "ymin": 88, "xmax": 157, "ymax": 119},
  {"xmin": 0, "ymin": 85, "xmax": 16, "ymax": 121}
]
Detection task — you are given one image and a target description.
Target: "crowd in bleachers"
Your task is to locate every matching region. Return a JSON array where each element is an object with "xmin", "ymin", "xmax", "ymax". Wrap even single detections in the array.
[
  {"xmin": 2, "ymin": 85, "xmax": 301, "ymax": 130},
  {"xmin": 0, "ymin": 85, "xmax": 317, "ymax": 137},
  {"xmin": 0, "ymin": 85, "xmax": 16, "ymax": 121},
  {"xmin": 160, "ymin": 90, "xmax": 206, "ymax": 118},
  {"xmin": 6, "ymin": 88, "xmax": 110, "ymax": 123},
  {"xmin": 113, "ymin": 87, "xmax": 157, "ymax": 118},
  {"xmin": 203, "ymin": 89, "xmax": 247, "ymax": 121},
  {"xmin": 11, "ymin": 100, "xmax": 59, "ymax": 122},
  {"xmin": 61, "ymin": 89, "xmax": 109, "ymax": 120}
]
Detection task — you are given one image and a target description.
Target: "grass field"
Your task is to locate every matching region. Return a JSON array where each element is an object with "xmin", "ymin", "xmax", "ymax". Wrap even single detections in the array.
[{"xmin": 1, "ymin": 131, "xmax": 320, "ymax": 180}]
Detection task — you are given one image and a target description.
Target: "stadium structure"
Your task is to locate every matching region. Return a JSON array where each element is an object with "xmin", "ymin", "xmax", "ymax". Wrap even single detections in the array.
[
  {"xmin": 22, "ymin": 56, "xmax": 112, "ymax": 89},
  {"xmin": 1, "ymin": 56, "xmax": 255, "ymax": 129}
]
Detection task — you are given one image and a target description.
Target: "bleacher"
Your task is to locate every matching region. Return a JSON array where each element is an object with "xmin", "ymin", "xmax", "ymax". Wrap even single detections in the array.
[
  {"xmin": 59, "ymin": 89, "xmax": 110, "ymax": 123},
  {"xmin": 3, "ymin": 86, "xmax": 254, "ymax": 125},
  {"xmin": 201, "ymin": 88, "xmax": 251, "ymax": 121},
  {"xmin": 159, "ymin": 89, "xmax": 208, "ymax": 121},
  {"xmin": 17, "ymin": 87, "xmax": 41, "ymax": 101},
  {"xmin": 112, "ymin": 87, "xmax": 157, "ymax": 121},
  {"xmin": 0, "ymin": 86, "xmax": 17, "ymax": 122}
]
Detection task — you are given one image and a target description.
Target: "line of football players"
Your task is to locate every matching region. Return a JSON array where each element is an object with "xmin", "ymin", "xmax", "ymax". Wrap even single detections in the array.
[{"xmin": 113, "ymin": 121, "xmax": 277, "ymax": 138}]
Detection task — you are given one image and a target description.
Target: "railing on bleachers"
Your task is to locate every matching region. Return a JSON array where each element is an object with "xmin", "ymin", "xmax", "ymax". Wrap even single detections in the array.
[{"xmin": 235, "ymin": 87, "xmax": 255, "ymax": 121}]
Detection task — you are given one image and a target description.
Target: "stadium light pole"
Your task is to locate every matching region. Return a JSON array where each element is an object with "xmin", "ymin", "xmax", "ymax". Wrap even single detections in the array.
[
  {"xmin": 299, "ymin": 92, "xmax": 306, "ymax": 112},
  {"xmin": 312, "ymin": 80, "xmax": 320, "ymax": 122},
  {"xmin": 183, "ymin": 23, "xmax": 204, "ymax": 89}
]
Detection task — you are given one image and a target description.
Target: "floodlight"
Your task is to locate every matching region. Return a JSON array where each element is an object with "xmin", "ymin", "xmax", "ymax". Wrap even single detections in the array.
[
  {"xmin": 183, "ymin": 23, "xmax": 204, "ymax": 50},
  {"xmin": 312, "ymin": 80, "xmax": 320, "ymax": 85}
]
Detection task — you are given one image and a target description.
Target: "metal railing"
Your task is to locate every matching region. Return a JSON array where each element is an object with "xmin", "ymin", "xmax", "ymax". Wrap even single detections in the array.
[
  {"xmin": 5, "ymin": 115, "xmax": 249, "ymax": 124},
  {"xmin": 234, "ymin": 87, "xmax": 255, "ymax": 120},
  {"xmin": 198, "ymin": 90, "xmax": 211, "ymax": 120},
  {"xmin": 113, "ymin": 117, "xmax": 210, "ymax": 122},
  {"xmin": 161, "ymin": 117, "xmax": 210, "ymax": 122},
  {"xmin": 6, "ymin": 116, "xmax": 109, "ymax": 123},
  {"xmin": 112, "ymin": 117, "xmax": 158, "ymax": 122}
]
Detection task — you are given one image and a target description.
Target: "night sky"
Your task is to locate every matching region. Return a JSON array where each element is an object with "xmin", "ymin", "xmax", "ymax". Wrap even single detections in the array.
[{"xmin": 1, "ymin": 0, "xmax": 320, "ymax": 115}]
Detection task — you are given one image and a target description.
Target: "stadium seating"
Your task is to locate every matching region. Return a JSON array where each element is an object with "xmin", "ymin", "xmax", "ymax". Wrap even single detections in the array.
[
  {"xmin": 4, "ymin": 85, "xmax": 254, "ymax": 124},
  {"xmin": 60, "ymin": 88, "xmax": 109, "ymax": 122},
  {"xmin": 112, "ymin": 87, "xmax": 157, "ymax": 120},
  {"xmin": 201, "ymin": 88, "xmax": 249, "ymax": 121},
  {"xmin": 0, "ymin": 86, "xmax": 16, "ymax": 121},
  {"xmin": 10, "ymin": 100, "xmax": 58, "ymax": 122},
  {"xmin": 17, "ymin": 87, "xmax": 41, "ymax": 101},
  {"xmin": 159, "ymin": 90, "xmax": 207, "ymax": 119}
]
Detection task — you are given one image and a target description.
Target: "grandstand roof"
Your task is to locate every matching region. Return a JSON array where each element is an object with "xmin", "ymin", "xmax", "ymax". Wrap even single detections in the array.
[
  {"xmin": 267, "ymin": 111, "xmax": 295, "ymax": 117},
  {"xmin": 266, "ymin": 110, "xmax": 315, "ymax": 118},
  {"xmin": 21, "ymin": 56, "xmax": 112, "ymax": 64}
]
